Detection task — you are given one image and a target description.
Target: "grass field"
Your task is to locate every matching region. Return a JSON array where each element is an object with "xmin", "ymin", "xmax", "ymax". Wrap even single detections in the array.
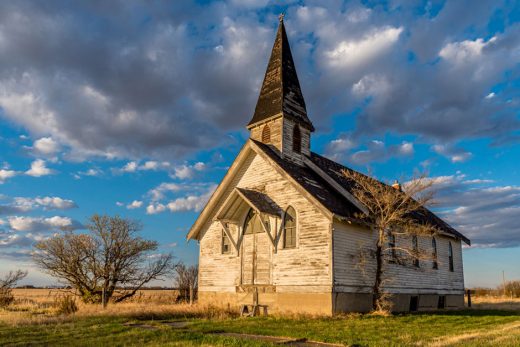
[{"xmin": 1, "ymin": 290, "xmax": 520, "ymax": 346}]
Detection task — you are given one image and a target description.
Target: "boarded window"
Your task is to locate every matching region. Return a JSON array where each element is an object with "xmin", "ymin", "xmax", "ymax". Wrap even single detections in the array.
[
  {"xmin": 432, "ymin": 237, "xmax": 438, "ymax": 269},
  {"xmin": 292, "ymin": 126, "xmax": 301, "ymax": 153},
  {"xmin": 261, "ymin": 124, "xmax": 271, "ymax": 143},
  {"xmin": 283, "ymin": 206, "xmax": 296, "ymax": 248},
  {"xmin": 448, "ymin": 242, "xmax": 454, "ymax": 272},
  {"xmin": 412, "ymin": 236, "xmax": 419, "ymax": 267},
  {"xmin": 222, "ymin": 229, "xmax": 231, "ymax": 254}
]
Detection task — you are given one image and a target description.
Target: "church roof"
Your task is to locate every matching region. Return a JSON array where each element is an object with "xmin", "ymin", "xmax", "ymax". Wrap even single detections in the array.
[
  {"xmin": 307, "ymin": 152, "xmax": 471, "ymax": 245},
  {"xmin": 252, "ymin": 140, "xmax": 362, "ymax": 218},
  {"xmin": 247, "ymin": 18, "xmax": 314, "ymax": 131},
  {"xmin": 252, "ymin": 140, "xmax": 470, "ymax": 245}
]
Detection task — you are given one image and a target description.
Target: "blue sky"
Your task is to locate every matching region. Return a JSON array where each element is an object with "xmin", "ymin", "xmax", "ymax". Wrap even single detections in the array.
[{"xmin": 0, "ymin": 0, "xmax": 519, "ymax": 288}]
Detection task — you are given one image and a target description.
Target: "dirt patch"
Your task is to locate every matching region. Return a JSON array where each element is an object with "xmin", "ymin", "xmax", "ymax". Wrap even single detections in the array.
[
  {"xmin": 213, "ymin": 332, "xmax": 344, "ymax": 346},
  {"xmin": 123, "ymin": 322, "xmax": 158, "ymax": 330}
]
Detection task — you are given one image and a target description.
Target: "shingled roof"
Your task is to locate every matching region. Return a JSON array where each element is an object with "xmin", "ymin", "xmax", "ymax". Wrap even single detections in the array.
[
  {"xmin": 253, "ymin": 140, "xmax": 470, "ymax": 245},
  {"xmin": 247, "ymin": 18, "xmax": 314, "ymax": 131},
  {"xmin": 308, "ymin": 152, "xmax": 470, "ymax": 245}
]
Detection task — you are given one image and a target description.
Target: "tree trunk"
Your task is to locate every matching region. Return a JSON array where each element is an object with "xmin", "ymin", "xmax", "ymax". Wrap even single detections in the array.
[{"xmin": 372, "ymin": 229, "xmax": 384, "ymax": 311}]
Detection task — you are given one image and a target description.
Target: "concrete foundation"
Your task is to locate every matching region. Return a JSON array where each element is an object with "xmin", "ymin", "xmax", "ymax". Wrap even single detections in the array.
[
  {"xmin": 199, "ymin": 290, "xmax": 464, "ymax": 315},
  {"xmin": 199, "ymin": 290, "xmax": 333, "ymax": 315},
  {"xmin": 333, "ymin": 293, "xmax": 465, "ymax": 314}
]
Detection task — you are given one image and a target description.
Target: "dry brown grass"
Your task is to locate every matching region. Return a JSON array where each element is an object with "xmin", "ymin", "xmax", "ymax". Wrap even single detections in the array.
[
  {"xmin": 471, "ymin": 295, "xmax": 520, "ymax": 311},
  {"xmin": 1, "ymin": 288, "xmax": 238, "ymax": 326}
]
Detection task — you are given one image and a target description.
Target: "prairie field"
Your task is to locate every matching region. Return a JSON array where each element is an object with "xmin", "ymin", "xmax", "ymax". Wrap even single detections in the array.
[{"xmin": 1, "ymin": 290, "xmax": 520, "ymax": 346}]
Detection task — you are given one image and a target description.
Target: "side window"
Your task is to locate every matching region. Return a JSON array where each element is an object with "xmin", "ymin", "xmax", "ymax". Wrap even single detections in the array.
[
  {"xmin": 432, "ymin": 237, "xmax": 438, "ymax": 269},
  {"xmin": 222, "ymin": 229, "xmax": 231, "ymax": 254},
  {"xmin": 292, "ymin": 126, "xmax": 301, "ymax": 153},
  {"xmin": 448, "ymin": 242, "xmax": 454, "ymax": 272},
  {"xmin": 283, "ymin": 206, "xmax": 297, "ymax": 248},
  {"xmin": 388, "ymin": 232, "xmax": 397, "ymax": 262},
  {"xmin": 412, "ymin": 236, "xmax": 419, "ymax": 267}
]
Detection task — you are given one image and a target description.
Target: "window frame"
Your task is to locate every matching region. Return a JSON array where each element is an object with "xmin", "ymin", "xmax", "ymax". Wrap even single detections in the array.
[
  {"xmin": 432, "ymin": 237, "xmax": 438, "ymax": 269},
  {"xmin": 261, "ymin": 124, "xmax": 271, "ymax": 143},
  {"xmin": 221, "ymin": 229, "xmax": 231, "ymax": 254},
  {"xmin": 282, "ymin": 206, "xmax": 297, "ymax": 249},
  {"xmin": 412, "ymin": 235, "xmax": 420, "ymax": 268},
  {"xmin": 292, "ymin": 125, "xmax": 301, "ymax": 154},
  {"xmin": 448, "ymin": 241, "xmax": 454, "ymax": 272},
  {"xmin": 388, "ymin": 232, "xmax": 397, "ymax": 263}
]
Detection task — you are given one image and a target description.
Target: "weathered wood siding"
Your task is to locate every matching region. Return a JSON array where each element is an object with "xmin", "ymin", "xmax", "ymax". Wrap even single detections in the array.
[
  {"xmin": 281, "ymin": 118, "xmax": 311, "ymax": 165},
  {"xmin": 332, "ymin": 220, "xmax": 465, "ymax": 294},
  {"xmin": 198, "ymin": 151, "xmax": 332, "ymax": 293}
]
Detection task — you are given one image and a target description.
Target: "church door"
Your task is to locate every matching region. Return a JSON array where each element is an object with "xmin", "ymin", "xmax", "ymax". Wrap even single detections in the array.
[{"xmin": 241, "ymin": 208, "xmax": 271, "ymax": 285}]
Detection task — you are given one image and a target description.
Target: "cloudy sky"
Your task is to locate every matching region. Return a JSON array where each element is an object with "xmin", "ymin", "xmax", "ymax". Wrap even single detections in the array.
[{"xmin": 0, "ymin": 0, "xmax": 519, "ymax": 288}]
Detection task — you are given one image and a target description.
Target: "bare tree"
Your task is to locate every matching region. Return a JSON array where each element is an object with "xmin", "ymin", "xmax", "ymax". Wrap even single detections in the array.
[
  {"xmin": 174, "ymin": 262, "xmax": 198, "ymax": 302},
  {"xmin": 342, "ymin": 169, "xmax": 438, "ymax": 312},
  {"xmin": 33, "ymin": 214, "xmax": 174, "ymax": 305},
  {"xmin": 0, "ymin": 270, "xmax": 28, "ymax": 307}
]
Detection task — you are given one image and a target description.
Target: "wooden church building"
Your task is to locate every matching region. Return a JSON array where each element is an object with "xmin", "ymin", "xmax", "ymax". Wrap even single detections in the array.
[{"xmin": 187, "ymin": 18, "xmax": 470, "ymax": 314}]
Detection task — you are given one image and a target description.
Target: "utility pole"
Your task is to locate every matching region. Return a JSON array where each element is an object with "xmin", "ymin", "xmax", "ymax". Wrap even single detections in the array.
[{"xmin": 502, "ymin": 271, "xmax": 507, "ymax": 297}]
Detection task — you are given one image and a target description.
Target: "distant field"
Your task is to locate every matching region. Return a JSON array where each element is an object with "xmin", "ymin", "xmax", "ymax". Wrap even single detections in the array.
[
  {"xmin": 11, "ymin": 288, "xmax": 180, "ymax": 305},
  {"xmin": 1, "ymin": 290, "xmax": 520, "ymax": 346}
]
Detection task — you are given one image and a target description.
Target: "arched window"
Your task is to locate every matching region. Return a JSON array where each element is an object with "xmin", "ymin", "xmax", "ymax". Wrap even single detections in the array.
[
  {"xmin": 283, "ymin": 206, "xmax": 296, "ymax": 248},
  {"xmin": 243, "ymin": 208, "xmax": 262, "ymax": 235},
  {"xmin": 292, "ymin": 125, "xmax": 301, "ymax": 153},
  {"xmin": 448, "ymin": 242, "xmax": 454, "ymax": 272},
  {"xmin": 412, "ymin": 236, "xmax": 419, "ymax": 267},
  {"xmin": 261, "ymin": 124, "xmax": 271, "ymax": 143},
  {"xmin": 432, "ymin": 237, "xmax": 438, "ymax": 269}
]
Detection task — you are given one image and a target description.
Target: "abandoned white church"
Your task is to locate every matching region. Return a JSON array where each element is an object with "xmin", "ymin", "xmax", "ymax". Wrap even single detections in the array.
[{"xmin": 187, "ymin": 18, "xmax": 470, "ymax": 314}]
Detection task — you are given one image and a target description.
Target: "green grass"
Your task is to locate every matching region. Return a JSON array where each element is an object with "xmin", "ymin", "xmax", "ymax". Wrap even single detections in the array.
[{"xmin": 1, "ymin": 310, "xmax": 520, "ymax": 346}]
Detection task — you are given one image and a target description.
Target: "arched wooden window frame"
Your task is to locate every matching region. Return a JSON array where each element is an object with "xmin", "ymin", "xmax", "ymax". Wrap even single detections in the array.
[
  {"xmin": 292, "ymin": 125, "xmax": 301, "ymax": 154},
  {"xmin": 412, "ymin": 236, "xmax": 419, "ymax": 267},
  {"xmin": 282, "ymin": 206, "xmax": 297, "ymax": 249},
  {"xmin": 432, "ymin": 237, "xmax": 438, "ymax": 269},
  {"xmin": 243, "ymin": 208, "xmax": 262, "ymax": 235},
  {"xmin": 261, "ymin": 124, "xmax": 271, "ymax": 143},
  {"xmin": 448, "ymin": 241, "xmax": 454, "ymax": 272}
]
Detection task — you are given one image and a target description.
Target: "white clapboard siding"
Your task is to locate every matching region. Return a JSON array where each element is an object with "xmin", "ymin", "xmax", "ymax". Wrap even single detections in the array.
[
  {"xmin": 199, "ymin": 151, "xmax": 332, "ymax": 292},
  {"xmin": 332, "ymin": 220, "xmax": 465, "ymax": 294}
]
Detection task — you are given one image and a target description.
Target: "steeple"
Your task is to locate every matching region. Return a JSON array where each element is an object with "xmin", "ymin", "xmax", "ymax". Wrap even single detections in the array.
[
  {"xmin": 248, "ymin": 16, "xmax": 314, "ymax": 165},
  {"xmin": 247, "ymin": 16, "xmax": 314, "ymax": 131}
]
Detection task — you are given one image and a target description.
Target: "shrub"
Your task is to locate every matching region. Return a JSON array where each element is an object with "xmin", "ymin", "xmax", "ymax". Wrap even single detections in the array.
[
  {"xmin": 0, "ymin": 288, "xmax": 14, "ymax": 308},
  {"xmin": 55, "ymin": 295, "xmax": 78, "ymax": 315}
]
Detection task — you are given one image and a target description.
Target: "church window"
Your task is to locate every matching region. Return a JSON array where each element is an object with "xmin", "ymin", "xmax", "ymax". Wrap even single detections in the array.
[
  {"xmin": 262, "ymin": 124, "xmax": 271, "ymax": 143},
  {"xmin": 222, "ymin": 229, "xmax": 231, "ymax": 254},
  {"xmin": 243, "ymin": 208, "xmax": 262, "ymax": 234},
  {"xmin": 292, "ymin": 126, "xmax": 301, "ymax": 153},
  {"xmin": 432, "ymin": 237, "xmax": 438, "ymax": 269},
  {"xmin": 448, "ymin": 242, "xmax": 454, "ymax": 272},
  {"xmin": 412, "ymin": 236, "xmax": 419, "ymax": 267},
  {"xmin": 283, "ymin": 206, "xmax": 297, "ymax": 248},
  {"xmin": 388, "ymin": 232, "xmax": 397, "ymax": 262}
]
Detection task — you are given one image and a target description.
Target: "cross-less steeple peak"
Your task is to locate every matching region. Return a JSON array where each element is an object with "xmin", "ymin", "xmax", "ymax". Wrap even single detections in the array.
[{"xmin": 247, "ymin": 18, "xmax": 314, "ymax": 132}]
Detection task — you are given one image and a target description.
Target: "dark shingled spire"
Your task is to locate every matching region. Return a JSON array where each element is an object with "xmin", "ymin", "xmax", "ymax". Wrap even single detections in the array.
[{"xmin": 247, "ymin": 17, "xmax": 314, "ymax": 131}]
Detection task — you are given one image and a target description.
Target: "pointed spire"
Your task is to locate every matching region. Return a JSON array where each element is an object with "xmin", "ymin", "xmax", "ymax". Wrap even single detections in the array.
[{"xmin": 247, "ymin": 17, "xmax": 314, "ymax": 131}]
